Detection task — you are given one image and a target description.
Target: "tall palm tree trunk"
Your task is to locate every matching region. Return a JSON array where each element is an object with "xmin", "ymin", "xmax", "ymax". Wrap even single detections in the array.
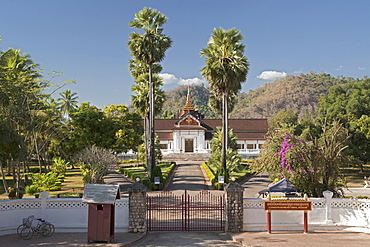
[
  {"xmin": 144, "ymin": 117, "xmax": 150, "ymax": 168},
  {"xmin": 148, "ymin": 63, "xmax": 156, "ymax": 177},
  {"xmin": 222, "ymin": 91, "xmax": 229, "ymax": 178}
]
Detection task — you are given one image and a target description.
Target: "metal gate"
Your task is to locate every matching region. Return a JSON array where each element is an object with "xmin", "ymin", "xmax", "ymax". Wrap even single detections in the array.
[{"xmin": 146, "ymin": 190, "xmax": 224, "ymax": 231}]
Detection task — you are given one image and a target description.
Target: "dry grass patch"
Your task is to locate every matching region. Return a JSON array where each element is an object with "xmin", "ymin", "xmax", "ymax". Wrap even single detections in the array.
[{"xmin": 341, "ymin": 164, "xmax": 370, "ymax": 187}]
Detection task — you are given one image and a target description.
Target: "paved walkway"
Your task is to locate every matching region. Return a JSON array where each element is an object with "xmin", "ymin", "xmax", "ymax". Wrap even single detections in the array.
[
  {"xmin": 0, "ymin": 232, "xmax": 145, "ymax": 247},
  {"xmin": 241, "ymin": 172, "xmax": 271, "ymax": 198},
  {"xmin": 230, "ymin": 230, "xmax": 370, "ymax": 247},
  {"xmin": 131, "ymin": 232, "xmax": 239, "ymax": 247},
  {"xmin": 104, "ymin": 168, "xmax": 135, "ymax": 196},
  {"xmin": 166, "ymin": 161, "xmax": 209, "ymax": 192}
]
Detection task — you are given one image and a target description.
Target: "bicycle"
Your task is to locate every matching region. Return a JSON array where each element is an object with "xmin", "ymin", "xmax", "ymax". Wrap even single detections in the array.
[{"xmin": 17, "ymin": 215, "xmax": 55, "ymax": 240}]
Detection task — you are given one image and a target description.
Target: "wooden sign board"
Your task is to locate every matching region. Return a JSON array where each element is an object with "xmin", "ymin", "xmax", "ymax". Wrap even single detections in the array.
[
  {"xmin": 82, "ymin": 184, "xmax": 120, "ymax": 204},
  {"xmin": 264, "ymin": 200, "xmax": 312, "ymax": 211}
]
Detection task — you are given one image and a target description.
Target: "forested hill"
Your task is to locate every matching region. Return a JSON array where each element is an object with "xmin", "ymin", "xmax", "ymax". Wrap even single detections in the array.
[
  {"xmin": 231, "ymin": 73, "xmax": 357, "ymax": 119},
  {"xmin": 160, "ymin": 72, "xmax": 357, "ymax": 119}
]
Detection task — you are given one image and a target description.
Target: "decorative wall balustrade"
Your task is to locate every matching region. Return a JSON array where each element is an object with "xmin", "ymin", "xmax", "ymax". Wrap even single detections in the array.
[
  {"xmin": 0, "ymin": 196, "xmax": 129, "ymax": 236},
  {"xmin": 243, "ymin": 196, "xmax": 370, "ymax": 232},
  {"xmin": 1, "ymin": 191, "xmax": 369, "ymax": 236}
]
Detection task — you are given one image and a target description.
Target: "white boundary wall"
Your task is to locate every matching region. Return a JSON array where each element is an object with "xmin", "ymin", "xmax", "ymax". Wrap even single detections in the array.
[
  {"xmin": 2, "ymin": 192, "xmax": 370, "ymax": 235},
  {"xmin": 243, "ymin": 197, "xmax": 370, "ymax": 232},
  {"xmin": 0, "ymin": 196, "xmax": 129, "ymax": 236}
]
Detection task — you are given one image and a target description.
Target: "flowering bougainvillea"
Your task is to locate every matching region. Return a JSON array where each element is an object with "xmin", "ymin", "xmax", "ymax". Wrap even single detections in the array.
[{"xmin": 255, "ymin": 120, "xmax": 350, "ymax": 197}]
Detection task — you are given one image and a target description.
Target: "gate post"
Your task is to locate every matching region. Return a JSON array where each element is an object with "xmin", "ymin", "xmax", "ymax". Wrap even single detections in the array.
[
  {"xmin": 128, "ymin": 181, "xmax": 147, "ymax": 233},
  {"xmin": 224, "ymin": 181, "xmax": 244, "ymax": 233}
]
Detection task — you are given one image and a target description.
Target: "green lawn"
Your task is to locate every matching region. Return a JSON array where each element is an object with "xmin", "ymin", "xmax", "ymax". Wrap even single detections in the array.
[{"xmin": 0, "ymin": 166, "xmax": 85, "ymax": 197}]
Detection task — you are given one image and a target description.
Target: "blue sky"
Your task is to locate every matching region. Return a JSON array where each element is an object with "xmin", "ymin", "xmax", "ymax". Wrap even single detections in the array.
[{"xmin": 1, "ymin": 0, "xmax": 370, "ymax": 109}]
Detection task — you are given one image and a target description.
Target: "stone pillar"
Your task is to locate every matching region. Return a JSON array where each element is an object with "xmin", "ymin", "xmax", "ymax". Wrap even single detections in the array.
[
  {"xmin": 224, "ymin": 182, "xmax": 244, "ymax": 232},
  {"xmin": 40, "ymin": 191, "xmax": 50, "ymax": 220},
  {"xmin": 128, "ymin": 182, "xmax": 147, "ymax": 233},
  {"xmin": 323, "ymin": 190, "xmax": 333, "ymax": 224}
]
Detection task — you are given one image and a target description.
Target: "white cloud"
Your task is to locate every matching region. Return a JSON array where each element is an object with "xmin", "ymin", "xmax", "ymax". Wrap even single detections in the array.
[
  {"xmin": 358, "ymin": 67, "xmax": 366, "ymax": 70},
  {"xmin": 178, "ymin": 77, "xmax": 206, "ymax": 85},
  {"xmin": 158, "ymin": 73, "xmax": 178, "ymax": 85},
  {"xmin": 159, "ymin": 73, "xmax": 207, "ymax": 86},
  {"xmin": 257, "ymin": 71, "xmax": 287, "ymax": 80}
]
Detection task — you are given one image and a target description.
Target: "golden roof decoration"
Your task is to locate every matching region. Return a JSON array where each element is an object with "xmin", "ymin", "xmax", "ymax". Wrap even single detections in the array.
[{"xmin": 183, "ymin": 85, "xmax": 195, "ymax": 112}]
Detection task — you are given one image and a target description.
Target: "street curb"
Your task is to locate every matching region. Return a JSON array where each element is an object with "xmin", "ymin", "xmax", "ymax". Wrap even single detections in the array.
[{"xmin": 120, "ymin": 233, "xmax": 147, "ymax": 247}]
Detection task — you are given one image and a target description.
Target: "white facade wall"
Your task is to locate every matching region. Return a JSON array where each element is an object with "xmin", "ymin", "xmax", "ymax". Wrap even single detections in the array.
[{"xmin": 161, "ymin": 132, "xmax": 264, "ymax": 156}]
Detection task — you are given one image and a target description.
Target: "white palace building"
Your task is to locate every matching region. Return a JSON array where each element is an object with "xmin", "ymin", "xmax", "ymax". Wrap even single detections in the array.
[{"xmin": 155, "ymin": 89, "xmax": 268, "ymax": 159}]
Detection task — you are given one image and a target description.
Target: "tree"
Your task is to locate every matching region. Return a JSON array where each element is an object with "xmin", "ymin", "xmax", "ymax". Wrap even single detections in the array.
[
  {"xmin": 0, "ymin": 48, "xmax": 42, "ymax": 198},
  {"xmin": 57, "ymin": 89, "xmax": 79, "ymax": 121},
  {"xmin": 104, "ymin": 104, "xmax": 144, "ymax": 153},
  {"xmin": 201, "ymin": 27, "xmax": 249, "ymax": 175},
  {"xmin": 318, "ymin": 78, "xmax": 370, "ymax": 169},
  {"xmin": 268, "ymin": 110, "xmax": 298, "ymax": 131},
  {"xmin": 73, "ymin": 146, "xmax": 117, "ymax": 184},
  {"xmin": 161, "ymin": 110, "xmax": 173, "ymax": 119},
  {"xmin": 131, "ymin": 73, "xmax": 165, "ymax": 166},
  {"xmin": 68, "ymin": 103, "xmax": 143, "ymax": 155},
  {"xmin": 128, "ymin": 7, "xmax": 172, "ymax": 177},
  {"xmin": 255, "ymin": 120, "xmax": 350, "ymax": 197}
]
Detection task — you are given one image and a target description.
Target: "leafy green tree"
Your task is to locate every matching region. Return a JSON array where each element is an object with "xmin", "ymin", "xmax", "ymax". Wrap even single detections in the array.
[
  {"xmin": 319, "ymin": 78, "xmax": 370, "ymax": 169},
  {"xmin": 0, "ymin": 48, "xmax": 43, "ymax": 198},
  {"xmin": 201, "ymin": 27, "xmax": 249, "ymax": 175},
  {"xmin": 161, "ymin": 110, "xmax": 173, "ymax": 119},
  {"xmin": 268, "ymin": 110, "xmax": 298, "ymax": 131},
  {"xmin": 104, "ymin": 104, "xmax": 144, "ymax": 153},
  {"xmin": 68, "ymin": 103, "xmax": 113, "ymax": 153},
  {"xmin": 68, "ymin": 103, "xmax": 143, "ymax": 156},
  {"xmin": 128, "ymin": 7, "xmax": 172, "ymax": 177}
]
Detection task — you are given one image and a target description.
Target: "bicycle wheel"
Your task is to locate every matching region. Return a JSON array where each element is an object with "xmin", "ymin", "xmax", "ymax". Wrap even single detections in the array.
[
  {"xmin": 17, "ymin": 224, "xmax": 25, "ymax": 236},
  {"xmin": 40, "ymin": 223, "xmax": 55, "ymax": 237},
  {"xmin": 19, "ymin": 227, "xmax": 33, "ymax": 240}
]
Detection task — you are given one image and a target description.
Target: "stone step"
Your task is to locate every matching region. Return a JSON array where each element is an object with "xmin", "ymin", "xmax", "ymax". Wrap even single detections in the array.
[{"xmin": 162, "ymin": 153, "xmax": 211, "ymax": 161}]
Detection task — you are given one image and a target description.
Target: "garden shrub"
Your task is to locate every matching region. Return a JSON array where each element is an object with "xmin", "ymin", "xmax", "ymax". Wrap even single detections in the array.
[
  {"xmin": 150, "ymin": 166, "xmax": 163, "ymax": 190},
  {"xmin": 25, "ymin": 185, "xmax": 39, "ymax": 196},
  {"xmin": 8, "ymin": 188, "xmax": 24, "ymax": 199}
]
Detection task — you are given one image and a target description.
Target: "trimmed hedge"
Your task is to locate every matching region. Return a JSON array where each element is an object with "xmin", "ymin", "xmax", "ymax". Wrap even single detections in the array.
[
  {"xmin": 118, "ymin": 159, "xmax": 140, "ymax": 164},
  {"xmin": 202, "ymin": 161, "xmax": 253, "ymax": 190},
  {"xmin": 119, "ymin": 162, "xmax": 176, "ymax": 190}
]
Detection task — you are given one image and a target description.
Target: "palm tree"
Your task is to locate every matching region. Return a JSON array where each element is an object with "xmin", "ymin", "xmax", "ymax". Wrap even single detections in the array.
[
  {"xmin": 131, "ymin": 73, "xmax": 166, "ymax": 168},
  {"xmin": 58, "ymin": 89, "xmax": 79, "ymax": 121},
  {"xmin": 128, "ymin": 7, "xmax": 172, "ymax": 176},
  {"xmin": 201, "ymin": 27, "xmax": 249, "ymax": 177}
]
